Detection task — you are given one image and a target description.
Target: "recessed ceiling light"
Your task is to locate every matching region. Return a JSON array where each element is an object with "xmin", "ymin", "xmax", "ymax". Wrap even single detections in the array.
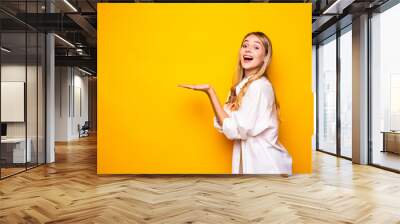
[
  {"xmin": 322, "ymin": 0, "xmax": 355, "ymax": 15},
  {"xmin": 63, "ymin": 0, "xmax": 78, "ymax": 12},
  {"xmin": 1, "ymin": 47, "xmax": 11, "ymax": 53},
  {"xmin": 54, "ymin": 34, "xmax": 75, "ymax": 48},
  {"xmin": 77, "ymin": 67, "xmax": 93, "ymax": 76}
]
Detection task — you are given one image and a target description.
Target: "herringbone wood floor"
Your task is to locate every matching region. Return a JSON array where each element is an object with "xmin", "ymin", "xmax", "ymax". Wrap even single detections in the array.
[{"xmin": 1, "ymin": 134, "xmax": 400, "ymax": 224}]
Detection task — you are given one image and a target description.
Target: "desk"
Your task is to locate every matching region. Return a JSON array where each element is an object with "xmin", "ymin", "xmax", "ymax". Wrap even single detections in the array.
[
  {"xmin": 381, "ymin": 131, "xmax": 400, "ymax": 154},
  {"xmin": 1, "ymin": 138, "xmax": 31, "ymax": 163}
]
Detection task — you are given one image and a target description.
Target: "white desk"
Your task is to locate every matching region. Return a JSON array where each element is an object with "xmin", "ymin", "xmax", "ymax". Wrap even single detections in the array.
[{"xmin": 1, "ymin": 138, "xmax": 31, "ymax": 163}]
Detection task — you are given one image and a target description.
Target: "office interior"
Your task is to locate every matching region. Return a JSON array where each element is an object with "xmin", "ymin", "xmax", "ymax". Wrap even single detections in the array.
[
  {"xmin": 0, "ymin": 0, "xmax": 400, "ymax": 222},
  {"xmin": 1, "ymin": 0, "xmax": 397, "ymax": 180},
  {"xmin": 0, "ymin": 0, "xmax": 97, "ymax": 179},
  {"xmin": 313, "ymin": 0, "xmax": 400, "ymax": 172}
]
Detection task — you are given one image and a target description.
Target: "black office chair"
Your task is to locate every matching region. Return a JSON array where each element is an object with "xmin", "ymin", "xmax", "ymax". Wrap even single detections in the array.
[{"xmin": 79, "ymin": 121, "xmax": 90, "ymax": 138}]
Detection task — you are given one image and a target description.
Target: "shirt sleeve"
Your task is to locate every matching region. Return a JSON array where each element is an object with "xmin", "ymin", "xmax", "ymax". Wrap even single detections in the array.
[
  {"xmin": 213, "ymin": 94, "xmax": 231, "ymax": 133},
  {"xmin": 221, "ymin": 80, "xmax": 274, "ymax": 140},
  {"xmin": 213, "ymin": 116, "xmax": 223, "ymax": 133}
]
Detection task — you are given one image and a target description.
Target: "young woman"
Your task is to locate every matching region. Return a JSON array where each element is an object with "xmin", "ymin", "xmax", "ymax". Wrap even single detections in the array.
[{"xmin": 178, "ymin": 32, "xmax": 292, "ymax": 175}]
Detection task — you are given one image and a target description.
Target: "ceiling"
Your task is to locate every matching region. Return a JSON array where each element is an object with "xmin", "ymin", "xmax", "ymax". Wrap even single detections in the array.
[
  {"xmin": 0, "ymin": 0, "xmax": 97, "ymax": 74},
  {"xmin": 0, "ymin": 0, "xmax": 395, "ymax": 75}
]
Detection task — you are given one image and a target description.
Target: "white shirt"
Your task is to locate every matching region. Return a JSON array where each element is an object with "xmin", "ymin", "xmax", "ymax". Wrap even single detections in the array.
[{"xmin": 214, "ymin": 76, "xmax": 292, "ymax": 174}]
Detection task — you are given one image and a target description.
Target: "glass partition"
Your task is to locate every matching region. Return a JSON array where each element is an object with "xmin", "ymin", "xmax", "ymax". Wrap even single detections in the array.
[
  {"xmin": 38, "ymin": 32, "xmax": 45, "ymax": 165},
  {"xmin": 27, "ymin": 30, "xmax": 38, "ymax": 169},
  {"xmin": 0, "ymin": 1, "xmax": 46, "ymax": 179},
  {"xmin": 1, "ymin": 30, "xmax": 28, "ymax": 177}
]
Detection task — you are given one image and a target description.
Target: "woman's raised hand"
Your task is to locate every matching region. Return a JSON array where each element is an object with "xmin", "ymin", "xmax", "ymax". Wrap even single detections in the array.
[
  {"xmin": 177, "ymin": 84, "xmax": 212, "ymax": 93},
  {"xmin": 178, "ymin": 83, "xmax": 228, "ymax": 123}
]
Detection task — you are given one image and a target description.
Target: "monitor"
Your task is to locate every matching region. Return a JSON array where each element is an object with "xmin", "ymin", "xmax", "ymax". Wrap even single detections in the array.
[{"xmin": 1, "ymin": 123, "xmax": 7, "ymax": 137}]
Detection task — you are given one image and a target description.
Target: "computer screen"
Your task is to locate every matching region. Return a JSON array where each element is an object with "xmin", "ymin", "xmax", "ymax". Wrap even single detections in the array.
[{"xmin": 1, "ymin": 123, "xmax": 7, "ymax": 137}]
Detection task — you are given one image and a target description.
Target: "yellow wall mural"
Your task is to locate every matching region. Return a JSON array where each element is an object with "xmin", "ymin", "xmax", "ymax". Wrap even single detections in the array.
[{"xmin": 98, "ymin": 3, "xmax": 312, "ymax": 174}]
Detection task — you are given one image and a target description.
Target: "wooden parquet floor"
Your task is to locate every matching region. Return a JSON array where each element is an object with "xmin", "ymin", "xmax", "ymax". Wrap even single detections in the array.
[{"xmin": 1, "ymin": 134, "xmax": 400, "ymax": 224}]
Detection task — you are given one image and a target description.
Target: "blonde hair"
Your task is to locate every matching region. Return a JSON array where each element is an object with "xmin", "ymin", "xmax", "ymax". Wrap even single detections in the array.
[{"xmin": 227, "ymin": 31, "xmax": 279, "ymax": 112}]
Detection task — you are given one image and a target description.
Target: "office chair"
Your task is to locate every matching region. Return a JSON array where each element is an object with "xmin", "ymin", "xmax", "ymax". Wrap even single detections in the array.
[{"xmin": 79, "ymin": 121, "xmax": 90, "ymax": 138}]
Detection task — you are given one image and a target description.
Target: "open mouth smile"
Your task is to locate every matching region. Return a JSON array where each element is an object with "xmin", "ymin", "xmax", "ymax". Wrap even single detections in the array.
[{"xmin": 243, "ymin": 55, "xmax": 254, "ymax": 63}]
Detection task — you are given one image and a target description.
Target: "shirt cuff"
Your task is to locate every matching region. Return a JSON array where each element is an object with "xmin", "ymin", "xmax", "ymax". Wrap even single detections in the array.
[
  {"xmin": 222, "ymin": 117, "xmax": 240, "ymax": 140},
  {"xmin": 213, "ymin": 116, "xmax": 223, "ymax": 133}
]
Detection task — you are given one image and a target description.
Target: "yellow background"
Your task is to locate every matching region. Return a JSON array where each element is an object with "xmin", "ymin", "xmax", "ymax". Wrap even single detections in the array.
[{"xmin": 98, "ymin": 3, "xmax": 312, "ymax": 174}]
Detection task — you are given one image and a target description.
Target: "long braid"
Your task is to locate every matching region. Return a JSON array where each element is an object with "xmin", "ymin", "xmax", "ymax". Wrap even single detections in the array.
[
  {"xmin": 228, "ymin": 75, "xmax": 281, "ymax": 124},
  {"xmin": 230, "ymin": 75, "xmax": 259, "ymax": 111}
]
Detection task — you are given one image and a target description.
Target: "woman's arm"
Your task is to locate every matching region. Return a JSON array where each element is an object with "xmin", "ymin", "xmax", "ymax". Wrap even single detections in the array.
[
  {"xmin": 178, "ymin": 84, "xmax": 229, "ymax": 125},
  {"xmin": 180, "ymin": 80, "xmax": 275, "ymax": 141},
  {"xmin": 206, "ymin": 87, "xmax": 229, "ymax": 125}
]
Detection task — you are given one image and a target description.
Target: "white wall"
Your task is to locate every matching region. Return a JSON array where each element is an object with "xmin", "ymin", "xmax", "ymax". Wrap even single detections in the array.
[
  {"xmin": 55, "ymin": 66, "xmax": 70, "ymax": 141},
  {"xmin": 55, "ymin": 67, "xmax": 89, "ymax": 141},
  {"xmin": 72, "ymin": 72, "xmax": 89, "ymax": 138}
]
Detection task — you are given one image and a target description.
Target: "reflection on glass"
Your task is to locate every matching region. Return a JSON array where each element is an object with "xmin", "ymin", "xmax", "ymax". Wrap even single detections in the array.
[
  {"xmin": 38, "ymin": 33, "xmax": 46, "ymax": 165},
  {"xmin": 340, "ymin": 28, "xmax": 352, "ymax": 158},
  {"xmin": 0, "ymin": 1, "xmax": 46, "ymax": 179},
  {"xmin": 318, "ymin": 36, "xmax": 337, "ymax": 154},
  {"xmin": 371, "ymin": 3, "xmax": 400, "ymax": 171},
  {"xmin": 27, "ymin": 31, "xmax": 38, "ymax": 169},
  {"xmin": 1, "ymin": 32, "xmax": 27, "ymax": 177}
]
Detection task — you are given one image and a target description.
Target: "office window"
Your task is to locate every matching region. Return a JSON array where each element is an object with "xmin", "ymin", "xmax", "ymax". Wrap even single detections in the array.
[
  {"xmin": 318, "ymin": 35, "xmax": 337, "ymax": 154},
  {"xmin": 339, "ymin": 27, "xmax": 352, "ymax": 158},
  {"xmin": 371, "ymin": 2, "xmax": 400, "ymax": 171}
]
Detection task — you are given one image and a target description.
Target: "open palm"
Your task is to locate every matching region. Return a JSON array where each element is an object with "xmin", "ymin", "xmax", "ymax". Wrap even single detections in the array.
[{"xmin": 178, "ymin": 84, "xmax": 211, "ymax": 92}]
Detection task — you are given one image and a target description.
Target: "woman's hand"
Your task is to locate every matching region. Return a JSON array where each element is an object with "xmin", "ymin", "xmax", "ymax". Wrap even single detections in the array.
[
  {"xmin": 178, "ymin": 83, "xmax": 228, "ymax": 126},
  {"xmin": 178, "ymin": 84, "xmax": 212, "ymax": 93},
  {"xmin": 226, "ymin": 102, "xmax": 234, "ymax": 110}
]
